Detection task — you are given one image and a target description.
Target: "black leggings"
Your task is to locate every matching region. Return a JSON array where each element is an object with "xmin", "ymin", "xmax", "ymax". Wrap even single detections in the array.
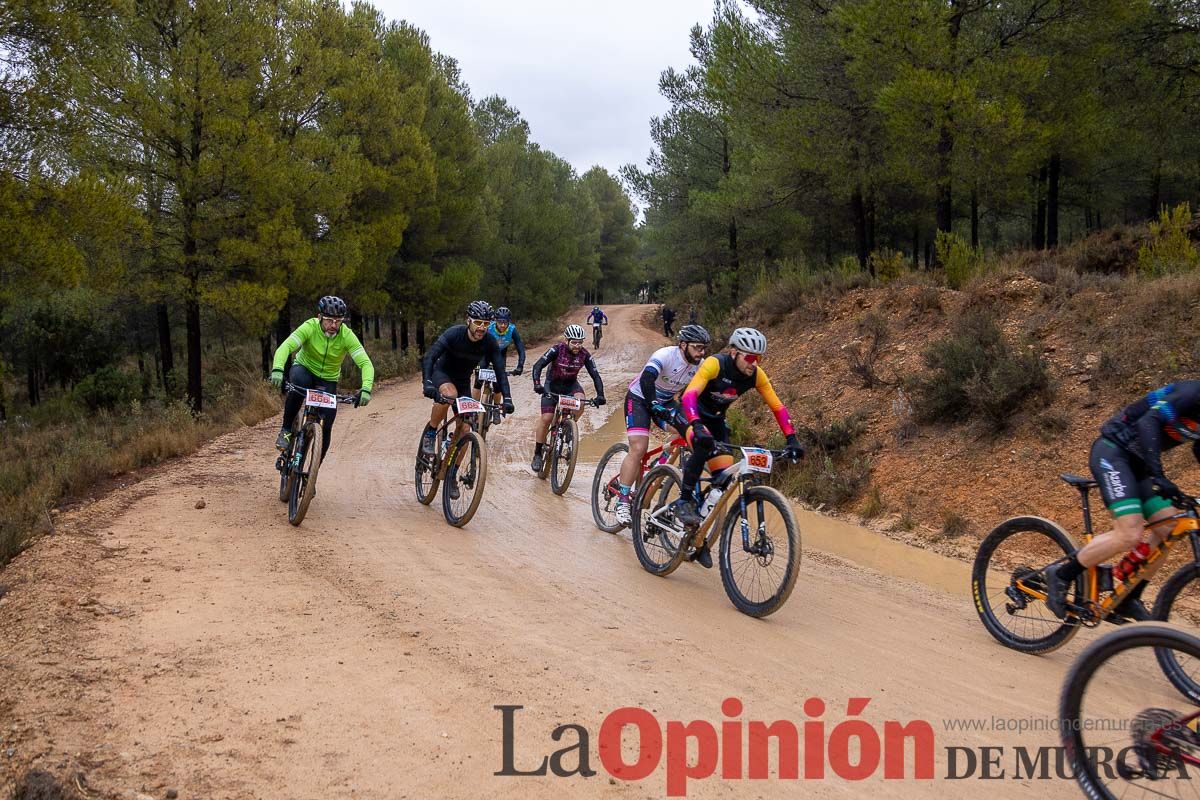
[
  {"xmin": 681, "ymin": 416, "xmax": 730, "ymax": 495},
  {"xmin": 282, "ymin": 364, "xmax": 338, "ymax": 458}
]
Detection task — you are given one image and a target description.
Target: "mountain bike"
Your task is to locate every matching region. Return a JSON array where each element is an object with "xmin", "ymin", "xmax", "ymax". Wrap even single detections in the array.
[
  {"xmin": 473, "ymin": 366, "xmax": 515, "ymax": 439},
  {"xmin": 415, "ymin": 395, "xmax": 493, "ymax": 527},
  {"xmin": 630, "ymin": 442, "xmax": 801, "ymax": 617},
  {"xmin": 537, "ymin": 391, "xmax": 600, "ymax": 495},
  {"xmin": 592, "ymin": 322, "xmax": 605, "ymax": 349},
  {"xmin": 973, "ymin": 473, "xmax": 1200, "ymax": 676},
  {"xmin": 1060, "ymin": 623, "xmax": 1200, "ymax": 799},
  {"xmin": 591, "ymin": 408, "xmax": 690, "ymax": 533},
  {"xmin": 275, "ymin": 382, "xmax": 359, "ymax": 526}
]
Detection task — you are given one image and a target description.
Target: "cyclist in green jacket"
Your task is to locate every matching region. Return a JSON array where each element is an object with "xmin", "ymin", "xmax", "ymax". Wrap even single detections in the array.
[{"xmin": 270, "ymin": 296, "xmax": 374, "ymax": 458}]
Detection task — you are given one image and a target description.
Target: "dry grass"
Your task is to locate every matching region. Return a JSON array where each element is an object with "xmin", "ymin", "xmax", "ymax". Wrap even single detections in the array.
[{"xmin": 1, "ymin": 343, "xmax": 425, "ymax": 568}]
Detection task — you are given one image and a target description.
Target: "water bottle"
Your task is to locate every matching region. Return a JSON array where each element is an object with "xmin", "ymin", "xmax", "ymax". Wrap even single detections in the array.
[
  {"xmin": 1112, "ymin": 542, "xmax": 1151, "ymax": 583},
  {"xmin": 698, "ymin": 485, "xmax": 724, "ymax": 518}
]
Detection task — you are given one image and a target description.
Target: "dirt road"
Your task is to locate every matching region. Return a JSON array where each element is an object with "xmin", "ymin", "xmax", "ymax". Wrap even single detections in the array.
[{"xmin": 0, "ymin": 306, "xmax": 1135, "ymax": 798}]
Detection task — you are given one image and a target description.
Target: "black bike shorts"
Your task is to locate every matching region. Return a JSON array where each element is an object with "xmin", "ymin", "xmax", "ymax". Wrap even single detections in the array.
[{"xmin": 1089, "ymin": 436, "xmax": 1173, "ymax": 518}]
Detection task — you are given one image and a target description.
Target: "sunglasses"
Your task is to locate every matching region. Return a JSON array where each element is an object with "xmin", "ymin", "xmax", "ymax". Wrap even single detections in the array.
[
  {"xmin": 740, "ymin": 352, "xmax": 762, "ymax": 365},
  {"xmin": 567, "ymin": 339, "xmax": 584, "ymax": 345},
  {"xmin": 319, "ymin": 315, "xmax": 345, "ymax": 324},
  {"xmin": 467, "ymin": 318, "xmax": 490, "ymax": 329}
]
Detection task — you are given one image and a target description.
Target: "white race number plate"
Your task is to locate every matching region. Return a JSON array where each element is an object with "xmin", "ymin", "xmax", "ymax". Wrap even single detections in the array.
[
  {"xmin": 305, "ymin": 389, "xmax": 337, "ymax": 409},
  {"xmin": 477, "ymin": 368, "xmax": 497, "ymax": 383},
  {"xmin": 455, "ymin": 397, "xmax": 484, "ymax": 415},
  {"xmin": 742, "ymin": 447, "xmax": 774, "ymax": 474},
  {"xmin": 557, "ymin": 395, "xmax": 583, "ymax": 411}
]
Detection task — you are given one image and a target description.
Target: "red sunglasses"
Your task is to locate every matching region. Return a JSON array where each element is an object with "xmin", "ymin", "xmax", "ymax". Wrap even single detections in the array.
[{"xmin": 741, "ymin": 353, "xmax": 762, "ymax": 364}]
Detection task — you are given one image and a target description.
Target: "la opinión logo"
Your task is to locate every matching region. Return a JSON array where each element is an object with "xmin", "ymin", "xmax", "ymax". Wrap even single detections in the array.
[{"xmin": 495, "ymin": 697, "xmax": 935, "ymax": 796}]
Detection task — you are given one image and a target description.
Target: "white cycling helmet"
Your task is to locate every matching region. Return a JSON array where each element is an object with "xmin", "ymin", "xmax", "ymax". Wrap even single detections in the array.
[
  {"xmin": 564, "ymin": 324, "xmax": 586, "ymax": 341},
  {"xmin": 728, "ymin": 327, "xmax": 767, "ymax": 355}
]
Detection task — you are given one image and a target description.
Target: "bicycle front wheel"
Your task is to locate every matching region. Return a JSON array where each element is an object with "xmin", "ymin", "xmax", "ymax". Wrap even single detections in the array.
[
  {"xmin": 630, "ymin": 464, "xmax": 689, "ymax": 576},
  {"xmin": 1153, "ymin": 563, "xmax": 1200, "ymax": 703},
  {"xmin": 718, "ymin": 485, "xmax": 800, "ymax": 618},
  {"xmin": 550, "ymin": 418, "xmax": 578, "ymax": 496},
  {"xmin": 288, "ymin": 422, "xmax": 323, "ymax": 526},
  {"xmin": 591, "ymin": 442, "xmax": 629, "ymax": 533},
  {"xmin": 443, "ymin": 430, "xmax": 487, "ymax": 528},
  {"xmin": 971, "ymin": 516, "xmax": 1081, "ymax": 653},
  {"xmin": 1060, "ymin": 623, "xmax": 1200, "ymax": 800}
]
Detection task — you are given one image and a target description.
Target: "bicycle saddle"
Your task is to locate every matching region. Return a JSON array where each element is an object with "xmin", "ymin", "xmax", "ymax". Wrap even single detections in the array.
[{"xmin": 1060, "ymin": 473, "xmax": 1097, "ymax": 489}]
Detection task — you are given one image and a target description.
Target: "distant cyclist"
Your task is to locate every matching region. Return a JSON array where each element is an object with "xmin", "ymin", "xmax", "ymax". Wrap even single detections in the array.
[
  {"xmin": 530, "ymin": 324, "xmax": 605, "ymax": 473},
  {"xmin": 586, "ymin": 306, "xmax": 609, "ymax": 349},
  {"xmin": 420, "ymin": 300, "xmax": 513, "ymax": 457},
  {"xmin": 673, "ymin": 327, "xmax": 803, "ymax": 568},
  {"xmin": 612, "ymin": 324, "xmax": 711, "ymax": 525},
  {"xmin": 474, "ymin": 306, "xmax": 525, "ymax": 398},
  {"xmin": 270, "ymin": 296, "xmax": 374, "ymax": 459}
]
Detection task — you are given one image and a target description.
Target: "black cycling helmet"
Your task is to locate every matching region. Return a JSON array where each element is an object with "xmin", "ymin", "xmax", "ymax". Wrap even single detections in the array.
[
  {"xmin": 495, "ymin": 306, "xmax": 512, "ymax": 321},
  {"xmin": 677, "ymin": 324, "xmax": 711, "ymax": 344},
  {"xmin": 466, "ymin": 300, "xmax": 494, "ymax": 321},
  {"xmin": 317, "ymin": 295, "xmax": 348, "ymax": 318}
]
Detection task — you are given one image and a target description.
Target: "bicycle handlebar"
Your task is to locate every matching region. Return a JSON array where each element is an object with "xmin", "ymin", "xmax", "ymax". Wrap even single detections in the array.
[
  {"xmin": 284, "ymin": 382, "xmax": 360, "ymax": 405},
  {"xmin": 712, "ymin": 441, "xmax": 801, "ymax": 463},
  {"xmin": 544, "ymin": 391, "xmax": 602, "ymax": 408}
]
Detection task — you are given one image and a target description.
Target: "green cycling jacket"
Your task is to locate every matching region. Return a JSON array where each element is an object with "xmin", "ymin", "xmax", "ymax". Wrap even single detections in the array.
[{"xmin": 272, "ymin": 318, "xmax": 374, "ymax": 390}]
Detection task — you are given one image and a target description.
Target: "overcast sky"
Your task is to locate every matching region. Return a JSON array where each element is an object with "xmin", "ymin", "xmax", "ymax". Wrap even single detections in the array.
[{"xmin": 372, "ymin": 0, "xmax": 719, "ymax": 183}]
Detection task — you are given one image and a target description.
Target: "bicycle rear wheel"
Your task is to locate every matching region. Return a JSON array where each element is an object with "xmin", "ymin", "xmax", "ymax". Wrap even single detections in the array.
[
  {"xmin": 537, "ymin": 427, "xmax": 553, "ymax": 481},
  {"xmin": 971, "ymin": 516, "xmax": 1081, "ymax": 653},
  {"xmin": 630, "ymin": 465, "xmax": 689, "ymax": 576},
  {"xmin": 591, "ymin": 442, "xmax": 629, "ymax": 533},
  {"xmin": 479, "ymin": 386, "xmax": 494, "ymax": 439},
  {"xmin": 443, "ymin": 430, "xmax": 487, "ymax": 527},
  {"xmin": 288, "ymin": 422, "xmax": 322, "ymax": 526},
  {"xmin": 415, "ymin": 426, "xmax": 444, "ymax": 505},
  {"xmin": 1060, "ymin": 624, "xmax": 1200, "ymax": 800},
  {"xmin": 718, "ymin": 485, "xmax": 801, "ymax": 618},
  {"xmin": 550, "ymin": 418, "xmax": 578, "ymax": 496},
  {"xmin": 277, "ymin": 442, "xmax": 294, "ymax": 503}
]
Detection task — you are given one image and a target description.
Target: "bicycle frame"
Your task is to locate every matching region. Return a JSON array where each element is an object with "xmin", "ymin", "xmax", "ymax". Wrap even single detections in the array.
[
  {"xmin": 473, "ymin": 367, "xmax": 510, "ymax": 431},
  {"xmin": 1015, "ymin": 491, "xmax": 1200, "ymax": 624},
  {"xmin": 644, "ymin": 444, "xmax": 780, "ymax": 551},
  {"xmin": 430, "ymin": 396, "xmax": 486, "ymax": 480}
]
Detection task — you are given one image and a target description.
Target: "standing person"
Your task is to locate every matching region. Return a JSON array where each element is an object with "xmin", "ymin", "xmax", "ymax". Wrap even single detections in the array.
[
  {"xmin": 1042, "ymin": 382, "xmax": 1200, "ymax": 618},
  {"xmin": 420, "ymin": 300, "xmax": 513, "ymax": 457},
  {"xmin": 688, "ymin": 305, "xmax": 698, "ymax": 325},
  {"xmin": 270, "ymin": 296, "xmax": 374, "ymax": 459},
  {"xmin": 529, "ymin": 325, "xmax": 606, "ymax": 473},
  {"xmin": 611, "ymin": 325, "xmax": 711, "ymax": 525},
  {"xmin": 661, "ymin": 305, "xmax": 676, "ymax": 337}
]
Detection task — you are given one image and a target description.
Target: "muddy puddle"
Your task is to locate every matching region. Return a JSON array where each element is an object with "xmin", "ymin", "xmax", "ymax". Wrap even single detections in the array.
[{"xmin": 576, "ymin": 407, "xmax": 972, "ymax": 597}]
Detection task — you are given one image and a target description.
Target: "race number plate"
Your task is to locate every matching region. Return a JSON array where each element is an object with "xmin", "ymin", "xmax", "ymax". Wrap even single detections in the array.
[
  {"xmin": 305, "ymin": 389, "xmax": 337, "ymax": 409},
  {"xmin": 477, "ymin": 368, "xmax": 497, "ymax": 383},
  {"xmin": 557, "ymin": 395, "xmax": 583, "ymax": 411},
  {"xmin": 455, "ymin": 396, "xmax": 484, "ymax": 415},
  {"xmin": 742, "ymin": 447, "xmax": 774, "ymax": 474}
]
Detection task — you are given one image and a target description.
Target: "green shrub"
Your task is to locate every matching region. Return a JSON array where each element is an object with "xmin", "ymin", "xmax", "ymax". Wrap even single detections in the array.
[
  {"xmin": 72, "ymin": 366, "xmax": 137, "ymax": 410},
  {"xmin": 1138, "ymin": 202, "xmax": 1199, "ymax": 276},
  {"xmin": 869, "ymin": 248, "xmax": 906, "ymax": 283},
  {"xmin": 911, "ymin": 312, "xmax": 1050, "ymax": 431},
  {"xmin": 935, "ymin": 230, "xmax": 984, "ymax": 289}
]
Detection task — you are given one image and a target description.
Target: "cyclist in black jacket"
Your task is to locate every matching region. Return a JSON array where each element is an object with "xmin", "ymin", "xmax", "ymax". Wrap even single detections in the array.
[
  {"xmin": 420, "ymin": 300, "xmax": 513, "ymax": 456},
  {"xmin": 1043, "ymin": 381, "xmax": 1200, "ymax": 617}
]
